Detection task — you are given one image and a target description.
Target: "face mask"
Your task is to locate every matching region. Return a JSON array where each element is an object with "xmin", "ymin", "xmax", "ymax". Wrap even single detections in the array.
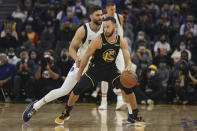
[
  {"xmin": 31, "ymin": 55, "xmax": 37, "ymax": 59},
  {"xmin": 161, "ymin": 39, "xmax": 166, "ymax": 43},
  {"xmin": 8, "ymin": 53, "xmax": 15, "ymax": 58},
  {"xmin": 62, "ymin": 55, "xmax": 67, "ymax": 59},
  {"xmin": 150, "ymin": 70, "xmax": 156, "ymax": 76},
  {"xmin": 27, "ymin": 17, "xmax": 34, "ymax": 22},
  {"xmin": 26, "ymin": 26, "xmax": 31, "ymax": 31},
  {"xmin": 180, "ymin": 45, "xmax": 186, "ymax": 50},
  {"xmin": 141, "ymin": 64, "xmax": 147, "ymax": 69},
  {"xmin": 159, "ymin": 63, "xmax": 166, "ymax": 68},
  {"xmin": 137, "ymin": 35, "xmax": 144, "ymax": 40}
]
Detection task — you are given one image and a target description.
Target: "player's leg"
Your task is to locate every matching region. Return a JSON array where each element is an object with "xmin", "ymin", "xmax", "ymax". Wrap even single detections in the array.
[
  {"xmin": 55, "ymin": 72, "xmax": 96, "ymax": 124},
  {"xmin": 112, "ymin": 75, "xmax": 144, "ymax": 125},
  {"xmin": 115, "ymin": 50, "xmax": 128, "ymax": 110},
  {"xmin": 98, "ymin": 81, "xmax": 108, "ymax": 110},
  {"xmin": 22, "ymin": 64, "xmax": 78, "ymax": 122}
]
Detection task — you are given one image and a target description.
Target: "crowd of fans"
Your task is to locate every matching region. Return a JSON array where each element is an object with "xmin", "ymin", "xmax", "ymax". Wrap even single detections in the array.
[{"xmin": 0, "ymin": 0, "xmax": 197, "ymax": 105}]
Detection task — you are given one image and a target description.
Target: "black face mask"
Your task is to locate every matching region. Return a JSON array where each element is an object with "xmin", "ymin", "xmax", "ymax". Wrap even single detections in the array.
[
  {"xmin": 62, "ymin": 55, "xmax": 67, "ymax": 60},
  {"xmin": 161, "ymin": 39, "xmax": 166, "ymax": 43}
]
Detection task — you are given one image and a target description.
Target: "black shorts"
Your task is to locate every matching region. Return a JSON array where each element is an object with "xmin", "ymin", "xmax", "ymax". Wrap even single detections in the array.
[{"xmin": 73, "ymin": 65, "xmax": 133, "ymax": 95}]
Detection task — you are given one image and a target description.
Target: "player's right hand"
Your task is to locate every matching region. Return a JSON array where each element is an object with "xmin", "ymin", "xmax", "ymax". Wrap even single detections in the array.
[{"xmin": 75, "ymin": 58, "xmax": 81, "ymax": 68}]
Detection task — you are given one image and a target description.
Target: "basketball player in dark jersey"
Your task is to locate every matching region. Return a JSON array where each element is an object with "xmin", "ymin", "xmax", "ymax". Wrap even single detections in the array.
[{"xmin": 55, "ymin": 17, "xmax": 144, "ymax": 125}]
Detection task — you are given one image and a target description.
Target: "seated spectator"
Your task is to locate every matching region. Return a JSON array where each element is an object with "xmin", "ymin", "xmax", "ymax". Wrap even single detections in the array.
[
  {"xmin": 133, "ymin": 41, "xmax": 152, "ymax": 66},
  {"xmin": 35, "ymin": 54, "xmax": 61, "ymax": 99},
  {"xmin": 7, "ymin": 48, "xmax": 20, "ymax": 65},
  {"xmin": 154, "ymin": 34, "xmax": 171, "ymax": 56},
  {"xmin": 153, "ymin": 47, "xmax": 173, "ymax": 67},
  {"xmin": 171, "ymin": 41, "xmax": 191, "ymax": 64},
  {"xmin": 134, "ymin": 64, "xmax": 162, "ymax": 104},
  {"xmin": 21, "ymin": 22, "xmax": 39, "ymax": 46},
  {"xmin": 133, "ymin": 31, "xmax": 151, "ymax": 51},
  {"xmin": 0, "ymin": 53, "xmax": 15, "ymax": 102},
  {"xmin": 73, "ymin": 0, "xmax": 87, "ymax": 19},
  {"xmin": 180, "ymin": 14, "xmax": 197, "ymax": 36},
  {"xmin": 0, "ymin": 30, "xmax": 18, "ymax": 50},
  {"xmin": 1, "ymin": 24, "xmax": 18, "ymax": 40},
  {"xmin": 57, "ymin": 20, "xmax": 75, "ymax": 49},
  {"xmin": 13, "ymin": 51, "xmax": 35, "ymax": 103},
  {"xmin": 184, "ymin": 71, "xmax": 197, "ymax": 105},
  {"xmin": 56, "ymin": 48, "xmax": 74, "ymax": 82},
  {"xmin": 11, "ymin": 4, "xmax": 27, "ymax": 22},
  {"xmin": 60, "ymin": 7, "xmax": 80, "ymax": 28},
  {"xmin": 173, "ymin": 51, "xmax": 196, "ymax": 104},
  {"xmin": 157, "ymin": 56, "xmax": 171, "ymax": 103},
  {"xmin": 29, "ymin": 49, "xmax": 39, "ymax": 74},
  {"xmin": 0, "ymin": 18, "xmax": 18, "ymax": 40}
]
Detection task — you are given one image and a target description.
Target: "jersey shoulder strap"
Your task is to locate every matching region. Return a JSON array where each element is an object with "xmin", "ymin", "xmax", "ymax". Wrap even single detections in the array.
[
  {"xmin": 116, "ymin": 13, "xmax": 121, "ymax": 25},
  {"xmin": 82, "ymin": 24, "xmax": 87, "ymax": 44},
  {"xmin": 101, "ymin": 33, "xmax": 107, "ymax": 43}
]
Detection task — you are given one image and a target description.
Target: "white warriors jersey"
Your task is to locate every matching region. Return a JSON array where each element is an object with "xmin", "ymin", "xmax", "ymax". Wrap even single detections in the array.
[
  {"xmin": 77, "ymin": 22, "xmax": 103, "ymax": 59},
  {"xmin": 103, "ymin": 13, "xmax": 123, "ymax": 37}
]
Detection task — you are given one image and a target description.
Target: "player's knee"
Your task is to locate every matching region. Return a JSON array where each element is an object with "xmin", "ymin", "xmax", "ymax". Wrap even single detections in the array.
[
  {"xmin": 113, "ymin": 78, "xmax": 133, "ymax": 95},
  {"xmin": 73, "ymin": 75, "xmax": 94, "ymax": 95}
]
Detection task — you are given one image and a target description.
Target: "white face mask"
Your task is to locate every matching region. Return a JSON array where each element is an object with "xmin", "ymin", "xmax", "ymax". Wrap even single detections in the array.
[
  {"xmin": 137, "ymin": 35, "xmax": 145, "ymax": 40},
  {"xmin": 180, "ymin": 45, "xmax": 186, "ymax": 50},
  {"xmin": 150, "ymin": 70, "xmax": 156, "ymax": 76}
]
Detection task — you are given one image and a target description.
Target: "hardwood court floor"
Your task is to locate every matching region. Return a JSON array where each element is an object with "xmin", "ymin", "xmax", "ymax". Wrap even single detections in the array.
[{"xmin": 0, "ymin": 103, "xmax": 197, "ymax": 131}]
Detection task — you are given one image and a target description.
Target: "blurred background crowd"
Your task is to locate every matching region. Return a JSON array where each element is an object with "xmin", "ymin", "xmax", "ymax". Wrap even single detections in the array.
[{"xmin": 0, "ymin": 0, "xmax": 197, "ymax": 105}]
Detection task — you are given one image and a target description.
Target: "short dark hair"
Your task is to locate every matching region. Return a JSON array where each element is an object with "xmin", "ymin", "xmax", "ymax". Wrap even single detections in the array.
[
  {"xmin": 106, "ymin": 1, "xmax": 115, "ymax": 7},
  {"xmin": 103, "ymin": 17, "xmax": 116, "ymax": 24},
  {"xmin": 89, "ymin": 5, "xmax": 102, "ymax": 14}
]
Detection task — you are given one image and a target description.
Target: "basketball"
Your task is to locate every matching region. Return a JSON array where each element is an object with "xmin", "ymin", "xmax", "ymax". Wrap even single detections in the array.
[{"xmin": 120, "ymin": 70, "xmax": 138, "ymax": 88}]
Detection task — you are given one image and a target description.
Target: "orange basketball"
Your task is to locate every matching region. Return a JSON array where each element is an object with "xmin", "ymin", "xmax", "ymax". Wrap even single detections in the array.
[{"xmin": 120, "ymin": 70, "xmax": 138, "ymax": 88}]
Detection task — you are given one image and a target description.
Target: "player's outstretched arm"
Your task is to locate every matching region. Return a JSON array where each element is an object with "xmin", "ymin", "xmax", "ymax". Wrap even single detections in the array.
[
  {"xmin": 69, "ymin": 26, "xmax": 85, "ymax": 67},
  {"xmin": 76, "ymin": 36, "xmax": 102, "ymax": 81},
  {"xmin": 120, "ymin": 37, "xmax": 132, "ymax": 70}
]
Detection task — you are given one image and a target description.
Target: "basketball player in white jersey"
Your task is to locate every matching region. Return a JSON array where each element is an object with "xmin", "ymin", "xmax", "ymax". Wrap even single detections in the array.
[
  {"xmin": 22, "ymin": 5, "xmax": 103, "ymax": 122},
  {"xmin": 97, "ymin": 1, "xmax": 136, "ymax": 111}
]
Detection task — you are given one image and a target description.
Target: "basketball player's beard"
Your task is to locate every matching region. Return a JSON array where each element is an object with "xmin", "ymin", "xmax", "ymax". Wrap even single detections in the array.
[
  {"xmin": 105, "ymin": 28, "xmax": 114, "ymax": 37},
  {"xmin": 93, "ymin": 20, "xmax": 102, "ymax": 25}
]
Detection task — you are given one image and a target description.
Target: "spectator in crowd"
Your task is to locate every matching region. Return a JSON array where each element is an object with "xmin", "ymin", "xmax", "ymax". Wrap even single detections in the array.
[
  {"xmin": 21, "ymin": 22, "xmax": 38, "ymax": 46},
  {"xmin": 56, "ymin": 48, "xmax": 73, "ymax": 82},
  {"xmin": 73, "ymin": 0, "xmax": 87, "ymax": 19},
  {"xmin": 7, "ymin": 48, "xmax": 20, "ymax": 65},
  {"xmin": 154, "ymin": 34, "xmax": 171, "ymax": 56},
  {"xmin": 0, "ymin": 53, "xmax": 15, "ymax": 102},
  {"xmin": 60, "ymin": 7, "xmax": 80, "ymax": 28},
  {"xmin": 0, "ymin": 29, "xmax": 18, "ymax": 50},
  {"xmin": 29, "ymin": 49, "xmax": 39, "ymax": 74},
  {"xmin": 135, "ymin": 64, "xmax": 162, "ymax": 105},
  {"xmin": 35, "ymin": 54, "xmax": 61, "ymax": 99},
  {"xmin": 57, "ymin": 20, "xmax": 75, "ymax": 49},
  {"xmin": 171, "ymin": 41, "xmax": 191, "ymax": 64},
  {"xmin": 157, "ymin": 56, "xmax": 171, "ymax": 103},
  {"xmin": 1, "ymin": 23, "xmax": 18, "ymax": 40},
  {"xmin": 133, "ymin": 41, "xmax": 152, "ymax": 67},
  {"xmin": 173, "ymin": 50, "xmax": 196, "ymax": 104},
  {"xmin": 13, "ymin": 51, "xmax": 35, "ymax": 103},
  {"xmin": 133, "ymin": 31, "xmax": 151, "ymax": 51},
  {"xmin": 180, "ymin": 14, "xmax": 197, "ymax": 36},
  {"xmin": 12, "ymin": 4, "xmax": 27, "ymax": 22}
]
